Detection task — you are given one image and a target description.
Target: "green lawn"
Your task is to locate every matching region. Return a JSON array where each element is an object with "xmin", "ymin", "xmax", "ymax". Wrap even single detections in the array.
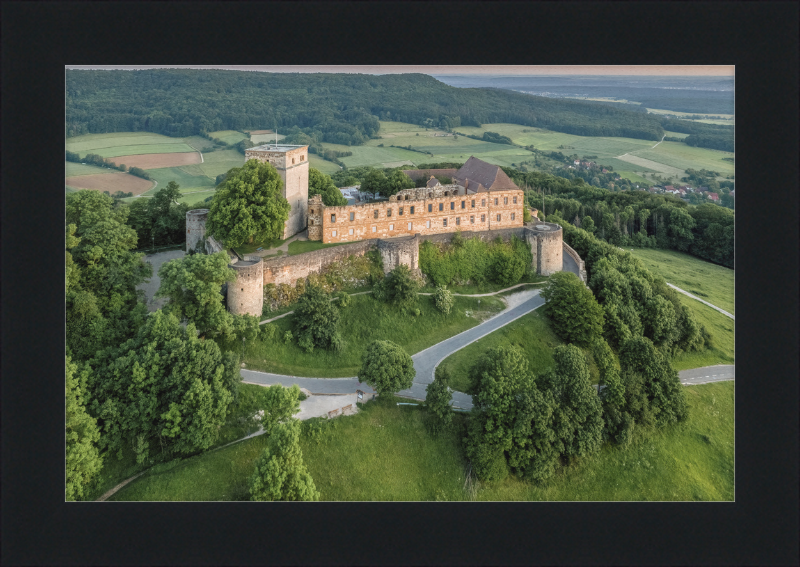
[
  {"xmin": 287, "ymin": 240, "xmax": 349, "ymax": 255},
  {"xmin": 628, "ymin": 248, "xmax": 734, "ymax": 315},
  {"xmin": 182, "ymin": 136, "xmax": 217, "ymax": 152},
  {"xmin": 233, "ymin": 235, "xmax": 289, "ymax": 256},
  {"xmin": 438, "ymin": 308, "xmax": 567, "ymax": 393},
  {"xmin": 245, "ymin": 293, "xmax": 506, "ymax": 377},
  {"xmin": 111, "ymin": 381, "xmax": 733, "ymax": 501},
  {"xmin": 208, "ymin": 130, "xmax": 248, "ymax": 145}
]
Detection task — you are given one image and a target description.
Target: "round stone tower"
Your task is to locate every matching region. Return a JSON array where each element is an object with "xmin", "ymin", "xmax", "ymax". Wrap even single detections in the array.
[
  {"xmin": 377, "ymin": 234, "xmax": 419, "ymax": 273},
  {"xmin": 525, "ymin": 222, "xmax": 563, "ymax": 276},
  {"xmin": 227, "ymin": 256, "xmax": 264, "ymax": 316},
  {"xmin": 186, "ymin": 209, "xmax": 209, "ymax": 253}
]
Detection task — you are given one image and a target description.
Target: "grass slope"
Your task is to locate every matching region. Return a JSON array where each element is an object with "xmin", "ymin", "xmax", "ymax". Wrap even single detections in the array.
[
  {"xmin": 287, "ymin": 240, "xmax": 349, "ymax": 255},
  {"xmin": 629, "ymin": 248, "xmax": 734, "ymax": 315},
  {"xmin": 111, "ymin": 382, "xmax": 733, "ymax": 501},
  {"xmin": 245, "ymin": 293, "xmax": 505, "ymax": 377},
  {"xmin": 208, "ymin": 130, "xmax": 248, "ymax": 145},
  {"xmin": 671, "ymin": 299, "xmax": 735, "ymax": 370}
]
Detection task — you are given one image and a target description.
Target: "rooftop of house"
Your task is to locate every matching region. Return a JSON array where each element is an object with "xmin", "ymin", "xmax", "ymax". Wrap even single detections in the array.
[{"xmin": 452, "ymin": 156, "xmax": 519, "ymax": 192}]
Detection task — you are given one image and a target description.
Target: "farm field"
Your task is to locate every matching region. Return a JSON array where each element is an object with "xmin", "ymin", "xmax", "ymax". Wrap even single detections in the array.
[
  {"xmin": 250, "ymin": 132, "xmax": 285, "ymax": 145},
  {"xmin": 176, "ymin": 189, "xmax": 216, "ymax": 207},
  {"xmin": 645, "ymin": 107, "xmax": 735, "ymax": 125},
  {"xmin": 65, "ymin": 132, "xmax": 188, "ymax": 154},
  {"xmin": 110, "ymin": 151, "xmax": 202, "ymax": 170},
  {"xmin": 628, "ymin": 248, "xmax": 734, "ymax": 315},
  {"xmin": 208, "ymin": 130, "xmax": 248, "ymax": 145},
  {"xmin": 308, "ymin": 154, "xmax": 341, "ymax": 174},
  {"xmin": 198, "ymin": 149, "xmax": 245, "ymax": 179},
  {"xmin": 614, "ymin": 154, "xmax": 687, "ymax": 178},
  {"xmin": 245, "ymin": 293, "xmax": 506, "ymax": 377},
  {"xmin": 634, "ymin": 142, "xmax": 735, "ymax": 177},
  {"xmin": 64, "ymin": 161, "xmax": 115, "ymax": 177},
  {"xmin": 145, "ymin": 166, "xmax": 215, "ymax": 194},
  {"xmin": 183, "ymin": 135, "xmax": 217, "ymax": 151},
  {"xmin": 64, "ymin": 173, "xmax": 155, "ymax": 195},
  {"xmin": 110, "ymin": 381, "xmax": 733, "ymax": 501}
]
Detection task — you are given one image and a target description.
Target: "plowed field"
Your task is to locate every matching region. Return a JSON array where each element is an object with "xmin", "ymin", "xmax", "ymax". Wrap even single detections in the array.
[
  {"xmin": 248, "ymin": 129, "xmax": 273, "ymax": 135},
  {"xmin": 113, "ymin": 152, "xmax": 202, "ymax": 170},
  {"xmin": 64, "ymin": 173, "xmax": 155, "ymax": 195}
]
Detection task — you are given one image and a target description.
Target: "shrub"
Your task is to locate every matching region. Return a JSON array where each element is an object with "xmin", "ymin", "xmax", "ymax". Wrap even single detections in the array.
[
  {"xmin": 283, "ymin": 330, "xmax": 293, "ymax": 344},
  {"xmin": 541, "ymin": 271, "xmax": 605, "ymax": 346},
  {"xmin": 425, "ymin": 366, "xmax": 454, "ymax": 435},
  {"xmin": 433, "ymin": 285, "xmax": 454, "ymax": 315},
  {"xmin": 335, "ymin": 291, "xmax": 351, "ymax": 308},
  {"xmin": 292, "ymin": 285, "xmax": 341, "ymax": 353},
  {"xmin": 248, "ymin": 420, "xmax": 319, "ymax": 501},
  {"xmin": 378, "ymin": 264, "xmax": 419, "ymax": 308},
  {"xmin": 357, "ymin": 340, "xmax": 415, "ymax": 395}
]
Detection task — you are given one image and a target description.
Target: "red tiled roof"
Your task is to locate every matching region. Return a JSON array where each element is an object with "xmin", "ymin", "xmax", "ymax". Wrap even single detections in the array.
[
  {"xmin": 453, "ymin": 156, "xmax": 519, "ymax": 192},
  {"xmin": 401, "ymin": 168, "xmax": 458, "ymax": 182}
]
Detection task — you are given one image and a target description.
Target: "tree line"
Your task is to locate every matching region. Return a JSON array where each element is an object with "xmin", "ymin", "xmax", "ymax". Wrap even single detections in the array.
[{"xmin": 66, "ymin": 150, "xmax": 150, "ymax": 180}]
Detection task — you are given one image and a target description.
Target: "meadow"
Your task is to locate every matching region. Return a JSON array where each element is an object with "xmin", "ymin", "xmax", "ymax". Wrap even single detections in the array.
[
  {"xmin": 628, "ymin": 248, "xmax": 734, "ymax": 315},
  {"xmin": 110, "ymin": 381, "xmax": 733, "ymax": 501},
  {"xmin": 64, "ymin": 161, "xmax": 115, "ymax": 177},
  {"xmin": 244, "ymin": 293, "xmax": 506, "ymax": 377},
  {"xmin": 208, "ymin": 130, "xmax": 248, "ymax": 145}
]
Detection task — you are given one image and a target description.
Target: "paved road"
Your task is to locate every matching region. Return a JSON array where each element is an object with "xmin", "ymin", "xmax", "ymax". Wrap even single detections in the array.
[
  {"xmin": 666, "ymin": 283, "xmax": 734, "ymax": 320},
  {"xmin": 678, "ymin": 365, "xmax": 735, "ymax": 385}
]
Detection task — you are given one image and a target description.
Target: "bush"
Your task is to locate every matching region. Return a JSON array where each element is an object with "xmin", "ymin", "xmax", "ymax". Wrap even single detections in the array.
[
  {"xmin": 357, "ymin": 340, "xmax": 415, "ymax": 395},
  {"xmin": 283, "ymin": 330, "xmax": 293, "ymax": 344},
  {"xmin": 432, "ymin": 285, "xmax": 454, "ymax": 315},
  {"xmin": 377, "ymin": 264, "xmax": 419, "ymax": 308},
  {"xmin": 335, "ymin": 291, "xmax": 351, "ymax": 308},
  {"xmin": 425, "ymin": 366, "xmax": 454, "ymax": 435},
  {"xmin": 292, "ymin": 285, "xmax": 341, "ymax": 353}
]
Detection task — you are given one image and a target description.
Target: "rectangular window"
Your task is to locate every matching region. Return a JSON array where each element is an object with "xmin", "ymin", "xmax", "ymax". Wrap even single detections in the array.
[
  {"xmin": 504, "ymin": 197, "xmax": 508, "ymax": 205},
  {"xmin": 470, "ymin": 215, "xmax": 475, "ymax": 224},
  {"xmin": 331, "ymin": 214, "xmax": 336, "ymax": 223},
  {"xmin": 410, "ymin": 206, "xmax": 415, "ymax": 214},
  {"xmin": 399, "ymin": 207, "xmax": 404, "ymax": 215},
  {"xmin": 471, "ymin": 199, "xmax": 475, "ymax": 208},
  {"xmin": 408, "ymin": 222, "xmax": 412, "ymax": 230},
  {"xmin": 481, "ymin": 199, "xmax": 486, "ymax": 206},
  {"xmin": 387, "ymin": 209, "xmax": 392, "ymax": 217},
  {"xmin": 389, "ymin": 224, "xmax": 394, "ymax": 231},
  {"xmin": 332, "ymin": 230, "xmax": 337, "ymax": 237},
  {"xmin": 513, "ymin": 196, "xmax": 517, "ymax": 204},
  {"xmin": 428, "ymin": 204, "xmax": 433, "ymax": 213},
  {"xmin": 456, "ymin": 217, "xmax": 460, "ymax": 226},
  {"xmin": 497, "ymin": 214, "xmax": 501, "ymax": 222},
  {"xmin": 350, "ymin": 212, "xmax": 355, "ymax": 221},
  {"xmin": 372, "ymin": 226, "xmax": 376, "ymax": 233},
  {"xmin": 495, "ymin": 198, "xmax": 499, "ymax": 205},
  {"xmin": 461, "ymin": 200, "xmax": 465, "ymax": 209},
  {"xmin": 439, "ymin": 203, "xmax": 444, "ymax": 211},
  {"xmin": 450, "ymin": 202, "xmax": 454, "ymax": 210},
  {"xmin": 443, "ymin": 218, "xmax": 448, "ymax": 227},
  {"xmin": 481, "ymin": 214, "xmax": 485, "ymax": 222},
  {"xmin": 511, "ymin": 213, "xmax": 516, "ymax": 221},
  {"xmin": 349, "ymin": 228, "xmax": 354, "ymax": 235},
  {"xmin": 426, "ymin": 220, "xmax": 431, "ymax": 228},
  {"xmin": 374, "ymin": 210, "xmax": 378, "ymax": 219}
]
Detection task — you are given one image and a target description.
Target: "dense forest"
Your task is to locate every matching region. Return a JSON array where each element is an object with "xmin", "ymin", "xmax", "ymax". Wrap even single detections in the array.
[{"xmin": 66, "ymin": 69, "xmax": 672, "ymax": 144}]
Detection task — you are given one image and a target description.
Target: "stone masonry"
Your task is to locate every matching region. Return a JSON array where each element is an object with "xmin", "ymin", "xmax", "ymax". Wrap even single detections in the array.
[
  {"xmin": 525, "ymin": 222, "xmax": 563, "ymax": 276},
  {"xmin": 245, "ymin": 144, "xmax": 309, "ymax": 240},
  {"xmin": 228, "ymin": 256, "xmax": 264, "ymax": 316},
  {"xmin": 186, "ymin": 209, "xmax": 209, "ymax": 253}
]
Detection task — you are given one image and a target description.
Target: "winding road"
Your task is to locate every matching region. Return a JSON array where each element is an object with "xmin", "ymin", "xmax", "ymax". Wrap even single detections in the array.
[{"xmin": 666, "ymin": 283, "xmax": 735, "ymax": 320}]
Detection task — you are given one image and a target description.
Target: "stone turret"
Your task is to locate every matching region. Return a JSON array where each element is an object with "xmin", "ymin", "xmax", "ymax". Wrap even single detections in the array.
[
  {"xmin": 377, "ymin": 234, "xmax": 419, "ymax": 273},
  {"xmin": 227, "ymin": 256, "xmax": 264, "ymax": 316},
  {"xmin": 525, "ymin": 222, "xmax": 563, "ymax": 276},
  {"xmin": 186, "ymin": 209, "xmax": 209, "ymax": 253}
]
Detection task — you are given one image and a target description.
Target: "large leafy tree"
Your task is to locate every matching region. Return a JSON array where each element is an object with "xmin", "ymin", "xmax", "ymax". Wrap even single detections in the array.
[
  {"xmin": 308, "ymin": 168, "xmax": 347, "ymax": 206},
  {"xmin": 249, "ymin": 420, "xmax": 319, "ymax": 501},
  {"xmin": 292, "ymin": 285, "xmax": 341, "ymax": 353},
  {"xmin": 591, "ymin": 338, "xmax": 633, "ymax": 445},
  {"xmin": 206, "ymin": 159, "xmax": 291, "ymax": 247},
  {"xmin": 258, "ymin": 385, "xmax": 302, "ymax": 435},
  {"xmin": 541, "ymin": 271, "xmax": 605, "ymax": 346},
  {"xmin": 359, "ymin": 169, "xmax": 387, "ymax": 199},
  {"xmin": 538, "ymin": 344, "xmax": 604, "ymax": 461},
  {"xmin": 425, "ymin": 366, "xmax": 454, "ymax": 435},
  {"xmin": 66, "ymin": 356, "xmax": 103, "ymax": 501},
  {"xmin": 127, "ymin": 182, "xmax": 190, "ymax": 247},
  {"xmin": 155, "ymin": 251, "xmax": 237, "ymax": 340},
  {"xmin": 358, "ymin": 340, "xmax": 415, "ymax": 395},
  {"xmin": 380, "ymin": 169, "xmax": 415, "ymax": 198},
  {"xmin": 65, "ymin": 191, "xmax": 150, "ymax": 361},
  {"xmin": 88, "ymin": 310, "xmax": 237, "ymax": 464}
]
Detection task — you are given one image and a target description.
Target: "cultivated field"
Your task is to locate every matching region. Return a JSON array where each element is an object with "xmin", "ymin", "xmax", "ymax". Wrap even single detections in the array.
[
  {"xmin": 615, "ymin": 154, "xmax": 687, "ymax": 178},
  {"xmin": 111, "ymin": 151, "xmax": 202, "ymax": 170},
  {"xmin": 65, "ymin": 161, "xmax": 115, "ymax": 177},
  {"xmin": 64, "ymin": 173, "xmax": 155, "ymax": 195},
  {"xmin": 308, "ymin": 154, "xmax": 341, "ymax": 174},
  {"xmin": 208, "ymin": 130, "xmax": 248, "ymax": 145},
  {"xmin": 198, "ymin": 149, "xmax": 245, "ymax": 179},
  {"xmin": 250, "ymin": 132, "xmax": 285, "ymax": 145}
]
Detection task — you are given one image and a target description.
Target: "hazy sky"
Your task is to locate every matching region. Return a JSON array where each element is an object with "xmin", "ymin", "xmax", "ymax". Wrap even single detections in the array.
[{"xmin": 66, "ymin": 65, "xmax": 734, "ymax": 76}]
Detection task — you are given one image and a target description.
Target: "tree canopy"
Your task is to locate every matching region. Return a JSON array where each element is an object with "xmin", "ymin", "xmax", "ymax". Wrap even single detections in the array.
[
  {"xmin": 358, "ymin": 340, "xmax": 415, "ymax": 395},
  {"xmin": 292, "ymin": 284, "xmax": 342, "ymax": 353},
  {"xmin": 127, "ymin": 181, "xmax": 189, "ymax": 247},
  {"xmin": 206, "ymin": 159, "xmax": 291, "ymax": 247},
  {"xmin": 66, "ymin": 356, "xmax": 103, "ymax": 500},
  {"xmin": 249, "ymin": 420, "xmax": 319, "ymax": 501},
  {"xmin": 308, "ymin": 168, "xmax": 346, "ymax": 206},
  {"xmin": 541, "ymin": 271, "xmax": 605, "ymax": 346}
]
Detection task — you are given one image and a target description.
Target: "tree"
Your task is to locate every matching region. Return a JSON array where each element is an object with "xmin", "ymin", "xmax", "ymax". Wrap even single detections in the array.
[
  {"xmin": 425, "ymin": 366, "xmax": 453, "ymax": 434},
  {"xmin": 66, "ymin": 356, "xmax": 103, "ymax": 500},
  {"xmin": 259, "ymin": 384, "xmax": 302, "ymax": 434},
  {"xmin": 537, "ymin": 345, "xmax": 604, "ymax": 460},
  {"xmin": 377, "ymin": 264, "xmax": 419, "ymax": 308},
  {"xmin": 592, "ymin": 338, "xmax": 633, "ymax": 445},
  {"xmin": 292, "ymin": 284, "xmax": 341, "ymax": 352},
  {"xmin": 667, "ymin": 207, "xmax": 695, "ymax": 251},
  {"xmin": 308, "ymin": 167, "xmax": 347, "ymax": 206},
  {"xmin": 249, "ymin": 420, "xmax": 319, "ymax": 501},
  {"xmin": 491, "ymin": 246, "xmax": 526, "ymax": 286},
  {"xmin": 360, "ymin": 169, "xmax": 386, "ymax": 199},
  {"xmin": 381, "ymin": 169, "xmax": 415, "ymax": 198},
  {"xmin": 156, "ymin": 251, "xmax": 237, "ymax": 339},
  {"xmin": 541, "ymin": 271, "xmax": 605, "ymax": 346},
  {"xmin": 206, "ymin": 159, "xmax": 291, "ymax": 247},
  {"xmin": 581, "ymin": 215, "xmax": 596, "ymax": 234},
  {"xmin": 358, "ymin": 340, "xmax": 415, "ymax": 395},
  {"xmin": 432, "ymin": 285, "xmax": 454, "ymax": 315},
  {"xmin": 89, "ymin": 311, "xmax": 236, "ymax": 464},
  {"xmin": 643, "ymin": 295, "xmax": 679, "ymax": 348}
]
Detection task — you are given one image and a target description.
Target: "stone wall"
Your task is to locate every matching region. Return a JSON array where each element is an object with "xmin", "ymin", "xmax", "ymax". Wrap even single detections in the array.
[
  {"xmin": 206, "ymin": 235, "xmax": 225, "ymax": 255},
  {"xmin": 377, "ymin": 235, "xmax": 419, "ymax": 273},
  {"xmin": 186, "ymin": 209, "xmax": 209, "ymax": 253},
  {"xmin": 307, "ymin": 194, "xmax": 323, "ymax": 241},
  {"xmin": 311, "ymin": 188, "xmax": 524, "ymax": 244},
  {"xmin": 261, "ymin": 239, "xmax": 377, "ymax": 287},
  {"xmin": 563, "ymin": 242, "xmax": 588, "ymax": 283},
  {"xmin": 228, "ymin": 257, "xmax": 264, "ymax": 316}
]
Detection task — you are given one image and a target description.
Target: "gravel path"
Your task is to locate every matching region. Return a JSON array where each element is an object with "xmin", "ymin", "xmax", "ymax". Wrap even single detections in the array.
[{"xmin": 666, "ymin": 283, "xmax": 735, "ymax": 320}]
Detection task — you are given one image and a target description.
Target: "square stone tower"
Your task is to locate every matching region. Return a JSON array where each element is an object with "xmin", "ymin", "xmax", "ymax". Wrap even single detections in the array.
[{"xmin": 244, "ymin": 144, "xmax": 309, "ymax": 239}]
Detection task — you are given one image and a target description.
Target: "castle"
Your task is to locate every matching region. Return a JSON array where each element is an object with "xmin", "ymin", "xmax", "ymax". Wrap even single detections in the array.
[{"xmin": 188, "ymin": 147, "xmax": 570, "ymax": 317}]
